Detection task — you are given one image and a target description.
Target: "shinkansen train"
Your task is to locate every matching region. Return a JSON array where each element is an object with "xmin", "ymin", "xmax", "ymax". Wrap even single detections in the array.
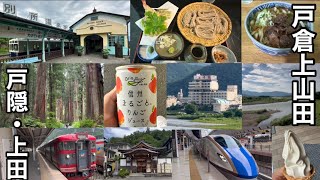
[
  {"xmin": 9, "ymin": 38, "xmax": 74, "ymax": 57},
  {"xmin": 38, "ymin": 133, "xmax": 96, "ymax": 180},
  {"xmin": 198, "ymin": 134, "xmax": 259, "ymax": 179}
]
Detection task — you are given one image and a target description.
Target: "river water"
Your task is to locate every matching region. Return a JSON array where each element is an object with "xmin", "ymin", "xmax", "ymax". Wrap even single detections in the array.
[{"xmin": 243, "ymin": 101, "xmax": 292, "ymax": 127}]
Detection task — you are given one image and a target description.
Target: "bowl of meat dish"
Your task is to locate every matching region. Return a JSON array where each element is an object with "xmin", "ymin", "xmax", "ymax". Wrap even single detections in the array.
[{"xmin": 245, "ymin": 2, "xmax": 313, "ymax": 56}]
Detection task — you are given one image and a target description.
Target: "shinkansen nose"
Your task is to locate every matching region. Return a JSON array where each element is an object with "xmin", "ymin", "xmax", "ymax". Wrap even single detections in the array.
[{"xmin": 213, "ymin": 135, "xmax": 259, "ymax": 179}]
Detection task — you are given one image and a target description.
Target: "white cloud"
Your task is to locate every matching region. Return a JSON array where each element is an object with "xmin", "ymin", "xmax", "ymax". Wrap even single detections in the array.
[{"xmin": 243, "ymin": 64, "xmax": 303, "ymax": 93}]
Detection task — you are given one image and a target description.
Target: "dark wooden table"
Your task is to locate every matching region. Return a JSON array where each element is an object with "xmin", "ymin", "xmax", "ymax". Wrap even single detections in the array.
[{"xmin": 130, "ymin": 0, "xmax": 241, "ymax": 63}]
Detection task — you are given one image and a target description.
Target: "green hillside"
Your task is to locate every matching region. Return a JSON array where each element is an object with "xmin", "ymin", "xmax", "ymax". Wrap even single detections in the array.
[
  {"xmin": 109, "ymin": 129, "xmax": 171, "ymax": 147},
  {"xmin": 167, "ymin": 64, "xmax": 242, "ymax": 96}
]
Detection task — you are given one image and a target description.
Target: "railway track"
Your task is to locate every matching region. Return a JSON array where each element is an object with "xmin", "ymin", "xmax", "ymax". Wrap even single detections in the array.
[
  {"xmin": 257, "ymin": 173, "xmax": 272, "ymax": 180},
  {"xmin": 0, "ymin": 54, "xmax": 9, "ymax": 59}
]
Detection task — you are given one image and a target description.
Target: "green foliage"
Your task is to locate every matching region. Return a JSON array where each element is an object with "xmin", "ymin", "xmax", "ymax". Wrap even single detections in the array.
[
  {"xmin": 102, "ymin": 49, "xmax": 109, "ymax": 55},
  {"xmin": 257, "ymin": 114, "xmax": 271, "ymax": 123},
  {"xmin": 191, "ymin": 117, "xmax": 242, "ymax": 130},
  {"xmin": 234, "ymin": 110, "xmax": 242, "ymax": 117},
  {"xmin": 198, "ymin": 104, "xmax": 213, "ymax": 112},
  {"xmin": 271, "ymin": 115, "xmax": 292, "ymax": 126},
  {"xmin": 257, "ymin": 109, "xmax": 268, "ymax": 114},
  {"xmin": 185, "ymin": 104, "xmax": 198, "ymax": 114},
  {"xmin": 109, "ymin": 129, "xmax": 171, "ymax": 148},
  {"xmin": 243, "ymin": 96, "xmax": 291, "ymax": 105},
  {"xmin": 21, "ymin": 116, "xmax": 46, "ymax": 128},
  {"xmin": 72, "ymin": 119, "xmax": 96, "ymax": 128},
  {"xmin": 167, "ymin": 64, "xmax": 242, "ymax": 97},
  {"xmin": 75, "ymin": 46, "xmax": 84, "ymax": 51},
  {"xmin": 141, "ymin": 11, "xmax": 167, "ymax": 36},
  {"xmin": 223, "ymin": 109, "xmax": 242, "ymax": 118},
  {"xmin": 0, "ymin": 38, "xmax": 9, "ymax": 55},
  {"xmin": 177, "ymin": 113, "xmax": 223, "ymax": 120},
  {"xmin": 223, "ymin": 111, "xmax": 233, "ymax": 118},
  {"xmin": 119, "ymin": 168, "xmax": 130, "ymax": 178},
  {"xmin": 167, "ymin": 104, "xmax": 183, "ymax": 111},
  {"xmin": 45, "ymin": 113, "xmax": 64, "ymax": 128},
  {"xmin": 317, "ymin": 100, "xmax": 320, "ymax": 126},
  {"xmin": 75, "ymin": 46, "xmax": 84, "ymax": 55}
]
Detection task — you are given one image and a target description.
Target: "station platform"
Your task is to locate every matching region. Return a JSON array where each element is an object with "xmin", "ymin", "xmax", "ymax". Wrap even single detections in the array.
[
  {"xmin": 37, "ymin": 151, "xmax": 67, "ymax": 180},
  {"xmin": 172, "ymin": 146, "xmax": 228, "ymax": 180}
]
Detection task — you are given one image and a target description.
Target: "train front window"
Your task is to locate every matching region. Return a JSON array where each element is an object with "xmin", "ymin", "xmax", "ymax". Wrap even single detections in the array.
[
  {"xmin": 214, "ymin": 136, "xmax": 241, "ymax": 149},
  {"xmin": 77, "ymin": 141, "xmax": 88, "ymax": 150},
  {"xmin": 91, "ymin": 141, "xmax": 96, "ymax": 149},
  {"xmin": 59, "ymin": 142, "xmax": 63, "ymax": 150},
  {"xmin": 63, "ymin": 142, "xmax": 75, "ymax": 150},
  {"xmin": 14, "ymin": 44, "xmax": 18, "ymax": 51}
]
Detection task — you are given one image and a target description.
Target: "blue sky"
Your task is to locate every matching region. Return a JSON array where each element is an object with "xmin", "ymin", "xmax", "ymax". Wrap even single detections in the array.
[
  {"xmin": 0, "ymin": 1, "xmax": 130, "ymax": 28},
  {"xmin": 242, "ymin": 64, "xmax": 320, "ymax": 93}
]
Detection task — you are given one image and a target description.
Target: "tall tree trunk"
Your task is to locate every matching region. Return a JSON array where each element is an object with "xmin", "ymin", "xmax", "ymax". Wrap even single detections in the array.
[
  {"xmin": 56, "ymin": 98, "xmax": 63, "ymax": 121},
  {"xmin": 85, "ymin": 64, "xmax": 103, "ymax": 120},
  {"xmin": 64, "ymin": 100, "xmax": 68, "ymax": 122},
  {"xmin": 34, "ymin": 63, "xmax": 46, "ymax": 121},
  {"xmin": 68, "ymin": 80, "xmax": 74, "ymax": 122},
  {"xmin": 74, "ymin": 80, "xmax": 79, "ymax": 121},
  {"xmin": 0, "ymin": 63, "xmax": 2, "ymax": 111},
  {"xmin": 48, "ymin": 64, "xmax": 54, "ymax": 113}
]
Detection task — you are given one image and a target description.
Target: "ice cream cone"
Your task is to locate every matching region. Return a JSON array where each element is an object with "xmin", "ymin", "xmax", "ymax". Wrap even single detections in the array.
[{"xmin": 282, "ymin": 165, "xmax": 315, "ymax": 180}]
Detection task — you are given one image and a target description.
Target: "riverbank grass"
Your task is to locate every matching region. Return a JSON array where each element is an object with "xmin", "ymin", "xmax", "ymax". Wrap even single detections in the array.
[
  {"xmin": 272, "ymin": 100, "xmax": 320, "ymax": 126},
  {"xmin": 243, "ymin": 109, "xmax": 279, "ymax": 127},
  {"xmin": 243, "ymin": 96, "xmax": 291, "ymax": 105},
  {"xmin": 192, "ymin": 117, "xmax": 242, "ymax": 130}
]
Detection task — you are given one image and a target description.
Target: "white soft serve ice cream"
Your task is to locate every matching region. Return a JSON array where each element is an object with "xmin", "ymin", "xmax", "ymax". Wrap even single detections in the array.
[{"xmin": 282, "ymin": 130, "xmax": 311, "ymax": 178}]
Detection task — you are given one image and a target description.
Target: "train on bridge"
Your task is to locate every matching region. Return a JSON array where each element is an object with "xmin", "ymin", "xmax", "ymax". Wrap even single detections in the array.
[{"xmin": 38, "ymin": 133, "xmax": 96, "ymax": 180}]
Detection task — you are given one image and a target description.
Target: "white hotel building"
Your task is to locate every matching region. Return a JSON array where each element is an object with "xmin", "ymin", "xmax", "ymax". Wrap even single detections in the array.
[{"xmin": 173, "ymin": 74, "xmax": 242, "ymax": 112}]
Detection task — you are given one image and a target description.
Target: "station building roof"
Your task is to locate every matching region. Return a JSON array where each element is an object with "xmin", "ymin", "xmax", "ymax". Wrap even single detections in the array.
[
  {"xmin": 17, "ymin": 128, "xmax": 54, "ymax": 148},
  {"xmin": 70, "ymin": 11, "xmax": 130, "ymax": 29},
  {"xmin": 0, "ymin": 12, "xmax": 75, "ymax": 37}
]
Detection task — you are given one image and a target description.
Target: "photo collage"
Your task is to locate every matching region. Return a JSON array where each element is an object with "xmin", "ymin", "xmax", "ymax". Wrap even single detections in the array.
[{"xmin": 0, "ymin": 0, "xmax": 320, "ymax": 180}]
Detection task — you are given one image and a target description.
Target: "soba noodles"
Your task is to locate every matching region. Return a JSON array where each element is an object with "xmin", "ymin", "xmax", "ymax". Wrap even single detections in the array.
[{"xmin": 182, "ymin": 9, "xmax": 228, "ymax": 39}]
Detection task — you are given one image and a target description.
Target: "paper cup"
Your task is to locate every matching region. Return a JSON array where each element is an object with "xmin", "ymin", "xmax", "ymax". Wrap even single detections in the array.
[{"xmin": 116, "ymin": 65, "xmax": 157, "ymax": 127}]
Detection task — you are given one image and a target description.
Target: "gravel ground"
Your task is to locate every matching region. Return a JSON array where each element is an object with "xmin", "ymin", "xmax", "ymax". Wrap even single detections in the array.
[{"xmin": 47, "ymin": 54, "xmax": 130, "ymax": 64}]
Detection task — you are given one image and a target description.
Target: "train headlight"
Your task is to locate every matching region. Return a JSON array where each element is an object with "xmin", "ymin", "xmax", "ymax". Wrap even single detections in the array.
[
  {"xmin": 218, "ymin": 153, "xmax": 227, "ymax": 163},
  {"xmin": 66, "ymin": 154, "xmax": 70, "ymax": 159}
]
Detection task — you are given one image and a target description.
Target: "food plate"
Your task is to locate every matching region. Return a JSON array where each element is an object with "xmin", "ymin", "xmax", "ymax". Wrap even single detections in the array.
[
  {"xmin": 177, "ymin": 2, "xmax": 232, "ymax": 47},
  {"xmin": 137, "ymin": 45, "xmax": 158, "ymax": 62},
  {"xmin": 135, "ymin": 1, "xmax": 179, "ymax": 46},
  {"xmin": 212, "ymin": 45, "xmax": 237, "ymax": 63}
]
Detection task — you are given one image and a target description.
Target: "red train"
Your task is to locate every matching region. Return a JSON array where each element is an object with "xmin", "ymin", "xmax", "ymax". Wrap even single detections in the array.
[{"xmin": 39, "ymin": 133, "xmax": 97, "ymax": 180}]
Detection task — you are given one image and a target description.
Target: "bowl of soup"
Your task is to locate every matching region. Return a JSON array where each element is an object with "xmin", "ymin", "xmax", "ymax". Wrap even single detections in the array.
[{"xmin": 244, "ymin": 2, "xmax": 313, "ymax": 56}]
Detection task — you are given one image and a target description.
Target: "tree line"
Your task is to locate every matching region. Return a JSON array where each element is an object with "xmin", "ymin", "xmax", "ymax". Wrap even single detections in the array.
[{"xmin": 0, "ymin": 63, "xmax": 104, "ymax": 127}]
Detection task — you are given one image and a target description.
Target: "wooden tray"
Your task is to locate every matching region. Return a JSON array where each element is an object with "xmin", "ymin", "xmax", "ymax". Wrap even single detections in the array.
[{"xmin": 177, "ymin": 2, "xmax": 232, "ymax": 47}]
